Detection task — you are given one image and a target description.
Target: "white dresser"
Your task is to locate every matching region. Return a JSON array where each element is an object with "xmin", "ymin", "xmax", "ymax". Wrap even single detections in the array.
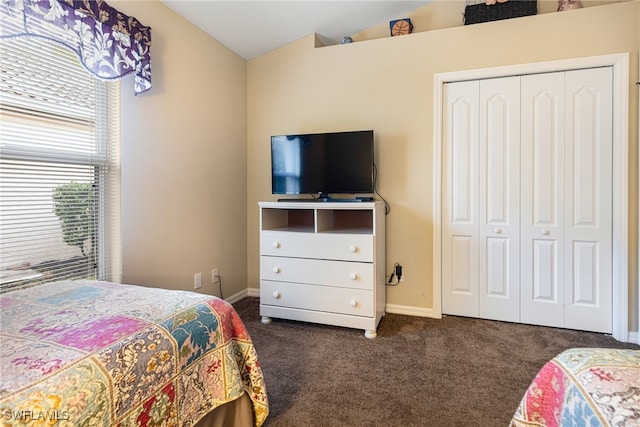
[{"xmin": 259, "ymin": 201, "xmax": 386, "ymax": 338}]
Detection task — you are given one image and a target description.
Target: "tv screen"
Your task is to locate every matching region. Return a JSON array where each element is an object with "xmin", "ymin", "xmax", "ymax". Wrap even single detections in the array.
[{"xmin": 271, "ymin": 130, "xmax": 374, "ymax": 196}]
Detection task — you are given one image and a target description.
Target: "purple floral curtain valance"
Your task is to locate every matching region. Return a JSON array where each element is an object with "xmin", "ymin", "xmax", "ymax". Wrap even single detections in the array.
[{"xmin": 0, "ymin": 0, "xmax": 152, "ymax": 95}]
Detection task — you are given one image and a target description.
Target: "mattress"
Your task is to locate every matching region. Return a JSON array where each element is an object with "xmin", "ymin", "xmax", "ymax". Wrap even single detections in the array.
[
  {"xmin": 0, "ymin": 280, "xmax": 269, "ymax": 426},
  {"xmin": 511, "ymin": 347, "xmax": 640, "ymax": 427}
]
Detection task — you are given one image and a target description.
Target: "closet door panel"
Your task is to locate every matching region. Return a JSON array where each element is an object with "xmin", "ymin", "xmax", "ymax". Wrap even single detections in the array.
[
  {"xmin": 563, "ymin": 67, "xmax": 613, "ymax": 333},
  {"xmin": 520, "ymin": 72, "xmax": 565, "ymax": 328},
  {"xmin": 442, "ymin": 81, "xmax": 480, "ymax": 316},
  {"xmin": 532, "ymin": 239, "xmax": 559, "ymax": 301},
  {"xmin": 441, "ymin": 67, "xmax": 613, "ymax": 333},
  {"xmin": 478, "ymin": 76, "xmax": 521, "ymax": 322}
]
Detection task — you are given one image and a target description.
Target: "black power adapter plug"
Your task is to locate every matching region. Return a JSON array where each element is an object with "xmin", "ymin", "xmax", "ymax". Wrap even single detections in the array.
[
  {"xmin": 388, "ymin": 262, "xmax": 403, "ymax": 285},
  {"xmin": 395, "ymin": 263, "xmax": 403, "ymax": 281}
]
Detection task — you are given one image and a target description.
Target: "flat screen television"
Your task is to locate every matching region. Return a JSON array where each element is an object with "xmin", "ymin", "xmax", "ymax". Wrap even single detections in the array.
[{"xmin": 271, "ymin": 130, "xmax": 374, "ymax": 199}]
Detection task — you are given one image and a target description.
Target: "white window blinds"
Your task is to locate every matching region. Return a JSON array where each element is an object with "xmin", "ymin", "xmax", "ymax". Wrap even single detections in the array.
[{"xmin": 0, "ymin": 37, "xmax": 121, "ymax": 292}]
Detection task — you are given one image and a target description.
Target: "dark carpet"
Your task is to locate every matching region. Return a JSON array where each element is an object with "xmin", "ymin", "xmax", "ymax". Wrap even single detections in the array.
[{"xmin": 233, "ymin": 297, "xmax": 639, "ymax": 427}]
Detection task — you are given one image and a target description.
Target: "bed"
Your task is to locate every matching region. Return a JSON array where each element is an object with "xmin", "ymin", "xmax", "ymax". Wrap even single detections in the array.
[
  {"xmin": 511, "ymin": 347, "xmax": 640, "ymax": 427},
  {"xmin": 0, "ymin": 280, "xmax": 269, "ymax": 426}
]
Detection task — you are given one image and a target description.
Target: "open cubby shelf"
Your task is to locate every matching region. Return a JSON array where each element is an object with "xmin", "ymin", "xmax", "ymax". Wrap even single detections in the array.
[{"xmin": 260, "ymin": 204, "xmax": 375, "ymax": 234}]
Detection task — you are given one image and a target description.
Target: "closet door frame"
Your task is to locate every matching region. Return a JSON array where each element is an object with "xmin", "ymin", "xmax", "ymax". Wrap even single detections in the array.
[{"xmin": 433, "ymin": 53, "xmax": 630, "ymax": 342}]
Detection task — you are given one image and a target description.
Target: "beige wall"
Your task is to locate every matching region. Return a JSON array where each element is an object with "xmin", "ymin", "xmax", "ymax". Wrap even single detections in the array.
[
  {"xmin": 106, "ymin": 0, "xmax": 639, "ymax": 332},
  {"xmin": 113, "ymin": 1, "xmax": 248, "ymax": 297},
  {"xmin": 353, "ymin": 0, "xmax": 631, "ymax": 42},
  {"xmin": 247, "ymin": 1, "xmax": 640, "ymax": 329}
]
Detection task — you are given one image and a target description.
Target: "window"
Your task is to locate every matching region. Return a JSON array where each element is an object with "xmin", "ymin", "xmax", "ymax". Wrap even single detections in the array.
[{"xmin": 0, "ymin": 37, "xmax": 121, "ymax": 292}]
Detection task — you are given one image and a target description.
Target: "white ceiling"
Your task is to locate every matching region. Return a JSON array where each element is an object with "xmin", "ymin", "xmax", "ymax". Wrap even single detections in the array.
[{"xmin": 160, "ymin": 1, "xmax": 431, "ymax": 60}]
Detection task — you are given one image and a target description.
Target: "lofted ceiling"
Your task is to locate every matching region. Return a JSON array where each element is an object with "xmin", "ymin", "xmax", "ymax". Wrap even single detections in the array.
[{"xmin": 160, "ymin": 1, "xmax": 431, "ymax": 60}]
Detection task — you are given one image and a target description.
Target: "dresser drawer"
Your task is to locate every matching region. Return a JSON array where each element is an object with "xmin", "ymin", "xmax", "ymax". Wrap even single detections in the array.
[
  {"xmin": 260, "ymin": 280, "xmax": 374, "ymax": 317},
  {"xmin": 261, "ymin": 256, "xmax": 373, "ymax": 290},
  {"xmin": 260, "ymin": 231, "xmax": 373, "ymax": 262}
]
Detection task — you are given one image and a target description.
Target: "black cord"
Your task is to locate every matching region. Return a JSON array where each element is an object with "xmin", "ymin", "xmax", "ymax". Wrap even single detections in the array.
[
  {"xmin": 216, "ymin": 274, "xmax": 224, "ymax": 299},
  {"xmin": 387, "ymin": 262, "xmax": 401, "ymax": 286},
  {"xmin": 373, "ymin": 162, "xmax": 390, "ymax": 215}
]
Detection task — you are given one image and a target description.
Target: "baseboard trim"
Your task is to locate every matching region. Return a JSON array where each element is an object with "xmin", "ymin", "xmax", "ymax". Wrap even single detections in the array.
[
  {"xmin": 385, "ymin": 304, "xmax": 439, "ymax": 318},
  {"xmin": 224, "ymin": 288, "xmax": 251, "ymax": 304}
]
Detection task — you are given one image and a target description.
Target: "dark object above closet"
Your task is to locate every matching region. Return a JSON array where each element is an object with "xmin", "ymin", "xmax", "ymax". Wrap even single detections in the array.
[{"xmin": 464, "ymin": 1, "xmax": 537, "ymax": 25}]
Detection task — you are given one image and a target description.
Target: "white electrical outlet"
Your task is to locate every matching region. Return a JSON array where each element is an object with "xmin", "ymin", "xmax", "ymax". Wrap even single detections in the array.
[
  {"xmin": 212, "ymin": 268, "xmax": 219, "ymax": 283},
  {"xmin": 194, "ymin": 273, "xmax": 202, "ymax": 289}
]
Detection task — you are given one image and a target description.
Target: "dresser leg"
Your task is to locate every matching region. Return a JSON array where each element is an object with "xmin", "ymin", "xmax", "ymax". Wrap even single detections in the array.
[
  {"xmin": 364, "ymin": 329, "xmax": 377, "ymax": 339},
  {"xmin": 261, "ymin": 316, "xmax": 272, "ymax": 324}
]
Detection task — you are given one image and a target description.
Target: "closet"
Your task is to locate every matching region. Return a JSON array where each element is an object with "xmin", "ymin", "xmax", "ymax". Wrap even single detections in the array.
[{"xmin": 442, "ymin": 67, "xmax": 613, "ymax": 333}]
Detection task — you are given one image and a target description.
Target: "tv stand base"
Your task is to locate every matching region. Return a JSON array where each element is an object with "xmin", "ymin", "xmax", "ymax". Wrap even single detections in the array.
[{"xmin": 277, "ymin": 196, "xmax": 374, "ymax": 203}]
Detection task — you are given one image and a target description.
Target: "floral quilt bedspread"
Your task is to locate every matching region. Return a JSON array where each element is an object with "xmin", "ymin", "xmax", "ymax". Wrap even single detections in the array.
[
  {"xmin": 511, "ymin": 347, "xmax": 640, "ymax": 427},
  {"xmin": 0, "ymin": 280, "xmax": 269, "ymax": 426}
]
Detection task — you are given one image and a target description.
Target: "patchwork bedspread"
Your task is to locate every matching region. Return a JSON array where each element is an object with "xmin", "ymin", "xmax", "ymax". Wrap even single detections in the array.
[
  {"xmin": 511, "ymin": 347, "xmax": 640, "ymax": 427},
  {"xmin": 0, "ymin": 280, "xmax": 269, "ymax": 426}
]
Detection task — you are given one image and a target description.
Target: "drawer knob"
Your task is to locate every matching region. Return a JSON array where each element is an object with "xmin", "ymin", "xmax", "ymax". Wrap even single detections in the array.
[
  {"xmin": 541, "ymin": 230, "xmax": 550, "ymax": 236},
  {"xmin": 349, "ymin": 299, "xmax": 358, "ymax": 307},
  {"xmin": 349, "ymin": 245, "xmax": 358, "ymax": 253},
  {"xmin": 494, "ymin": 228, "xmax": 502, "ymax": 234},
  {"xmin": 349, "ymin": 273, "xmax": 358, "ymax": 280},
  {"xmin": 272, "ymin": 291, "xmax": 281, "ymax": 299},
  {"xmin": 272, "ymin": 266, "xmax": 281, "ymax": 273},
  {"xmin": 272, "ymin": 241, "xmax": 281, "ymax": 248}
]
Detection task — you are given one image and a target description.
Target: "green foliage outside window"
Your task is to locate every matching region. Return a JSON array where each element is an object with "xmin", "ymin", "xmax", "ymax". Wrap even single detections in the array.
[{"xmin": 52, "ymin": 181, "xmax": 95, "ymax": 258}]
